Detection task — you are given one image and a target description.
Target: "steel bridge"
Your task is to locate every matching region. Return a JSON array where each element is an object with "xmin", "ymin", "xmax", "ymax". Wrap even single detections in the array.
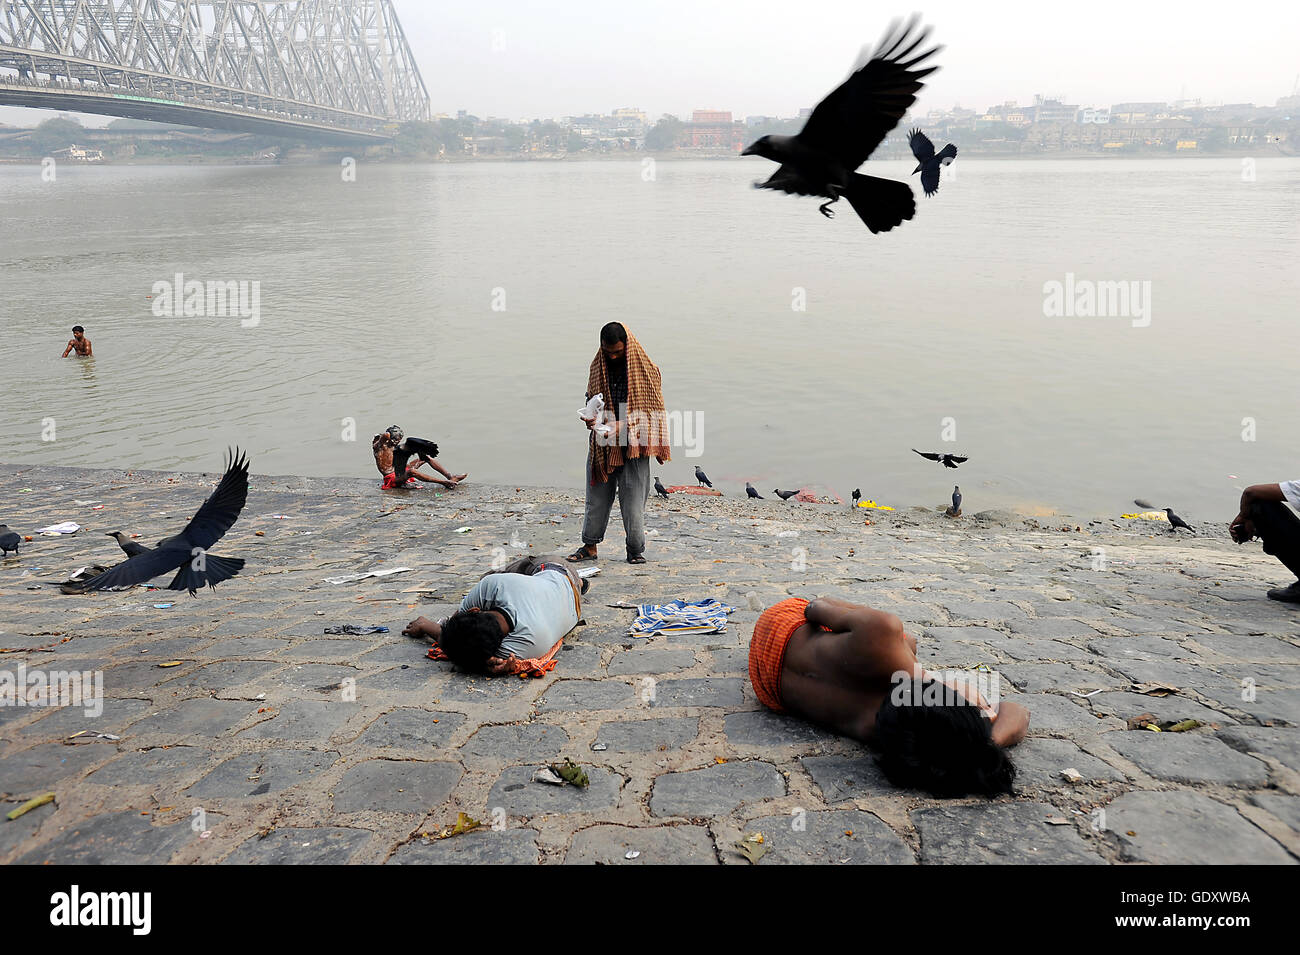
[{"xmin": 0, "ymin": 1, "xmax": 430, "ymax": 145}]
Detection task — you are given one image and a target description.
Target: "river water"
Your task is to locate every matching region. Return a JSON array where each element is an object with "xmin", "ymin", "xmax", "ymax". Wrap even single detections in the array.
[{"xmin": 2, "ymin": 157, "xmax": 1298, "ymax": 519}]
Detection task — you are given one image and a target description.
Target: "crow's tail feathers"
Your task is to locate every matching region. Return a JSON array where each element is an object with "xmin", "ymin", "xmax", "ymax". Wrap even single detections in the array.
[
  {"xmin": 168, "ymin": 553, "xmax": 246, "ymax": 596},
  {"xmin": 845, "ymin": 174, "xmax": 916, "ymax": 234}
]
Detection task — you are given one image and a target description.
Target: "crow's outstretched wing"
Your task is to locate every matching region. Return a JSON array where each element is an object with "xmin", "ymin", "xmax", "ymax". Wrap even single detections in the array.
[
  {"xmin": 79, "ymin": 547, "xmax": 186, "ymax": 592},
  {"xmin": 181, "ymin": 449, "xmax": 250, "ymax": 551},
  {"xmin": 913, "ymin": 449, "xmax": 941, "ymax": 461},
  {"xmin": 755, "ymin": 164, "xmax": 829, "ymax": 198},
  {"xmin": 798, "ymin": 17, "xmax": 941, "ymax": 172},
  {"xmin": 909, "ymin": 128, "xmax": 935, "ymax": 163},
  {"xmin": 920, "ymin": 166, "xmax": 941, "ymax": 196},
  {"xmin": 947, "ymin": 456, "xmax": 969, "ymax": 464},
  {"xmin": 936, "ymin": 143, "xmax": 958, "ymax": 164}
]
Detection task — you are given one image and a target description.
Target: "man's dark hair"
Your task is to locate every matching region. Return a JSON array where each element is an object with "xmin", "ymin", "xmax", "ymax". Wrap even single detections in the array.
[
  {"xmin": 438, "ymin": 610, "xmax": 504, "ymax": 672},
  {"xmin": 599, "ymin": 322, "xmax": 627, "ymax": 347},
  {"xmin": 72, "ymin": 325, "xmax": 84, "ymax": 334},
  {"xmin": 872, "ymin": 677, "xmax": 1016, "ymax": 797}
]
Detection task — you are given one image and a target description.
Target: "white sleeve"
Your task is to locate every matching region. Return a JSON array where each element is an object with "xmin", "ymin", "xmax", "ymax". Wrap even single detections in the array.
[{"xmin": 1280, "ymin": 481, "xmax": 1300, "ymax": 509}]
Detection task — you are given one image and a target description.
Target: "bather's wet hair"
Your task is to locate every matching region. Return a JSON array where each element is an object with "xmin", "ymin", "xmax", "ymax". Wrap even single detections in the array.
[
  {"xmin": 72, "ymin": 325, "xmax": 84, "ymax": 334},
  {"xmin": 872, "ymin": 677, "xmax": 1016, "ymax": 798},
  {"xmin": 438, "ymin": 610, "xmax": 504, "ymax": 672},
  {"xmin": 600, "ymin": 322, "xmax": 627, "ymax": 347}
]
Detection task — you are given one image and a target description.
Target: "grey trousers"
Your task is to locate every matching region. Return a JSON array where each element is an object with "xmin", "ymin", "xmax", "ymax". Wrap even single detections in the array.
[{"xmin": 582, "ymin": 452, "xmax": 651, "ymax": 557}]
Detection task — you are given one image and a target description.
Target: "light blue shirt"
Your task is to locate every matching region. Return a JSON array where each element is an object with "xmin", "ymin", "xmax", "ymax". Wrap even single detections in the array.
[{"xmin": 461, "ymin": 569, "xmax": 579, "ymax": 659}]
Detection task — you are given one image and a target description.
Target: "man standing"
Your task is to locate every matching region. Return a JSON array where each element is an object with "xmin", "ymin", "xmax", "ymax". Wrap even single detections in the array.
[
  {"xmin": 568, "ymin": 322, "xmax": 671, "ymax": 565},
  {"xmin": 1230, "ymin": 480, "xmax": 1300, "ymax": 603}
]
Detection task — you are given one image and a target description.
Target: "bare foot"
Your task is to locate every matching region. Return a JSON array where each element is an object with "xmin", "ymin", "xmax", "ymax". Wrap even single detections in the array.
[
  {"xmin": 436, "ymin": 480, "xmax": 457, "ymax": 489},
  {"xmin": 453, "ymin": 473, "xmax": 469, "ymax": 483}
]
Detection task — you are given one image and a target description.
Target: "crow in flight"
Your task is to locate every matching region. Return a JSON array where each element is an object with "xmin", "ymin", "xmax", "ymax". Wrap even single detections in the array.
[
  {"xmin": 0, "ymin": 525, "xmax": 20, "ymax": 557},
  {"xmin": 908, "ymin": 128, "xmax": 957, "ymax": 196},
  {"xmin": 80, "ymin": 449, "xmax": 250, "ymax": 596},
  {"xmin": 774, "ymin": 489, "xmax": 800, "ymax": 501},
  {"xmin": 695, "ymin": 467, "xmax": 713, "ymax": 488},
  {"xmin": 741, "ymin": 17, "xmax": 941, "ymax": 233},
  {"xmin": 1164, "ymin": 508, "xmax": 1195, "ymax": 534},
  {"xmin": 746, "ymin": 483, "xmax": 764, "ymax": 499},
  {"xmin": 913, "ymin": 449, "xmax": 968, "ymax": 469},
  {"xmin": 654, "ymin": 477, "xmax": 670, "ymax": 499}
]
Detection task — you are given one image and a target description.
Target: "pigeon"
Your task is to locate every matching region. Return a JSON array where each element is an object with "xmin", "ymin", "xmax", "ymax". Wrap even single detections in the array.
[
  {"xmin": 654, "ymin": 477, "xmax": 669, "ymax": 499},
  {"xmin": 1164, "ymin": 508, "xmax": 1195, "ymax": 534},
  {"xmin": 908, "ymin": 128, "xmax": 957, "ymax": 196},
  {"xmin": 79, "ymin": 449, "xmax": 250, "ymax": 596},
  {"xmin": 695, "ymin": 467, "xmax": 713, "ymax": 488},
  {"xmin": 774, "ymin": 489, "xmax": 800, "ymax": 501},
  {"xmin": 741, "ymin": 17, "xmax": 940, "ymax": 233},
  {"xmin": 852, "ymin": 488, "xmax": 861, "ymax": 506},
  {"xmin": 912, "ymin": 449, "xmax": 968, "ymax": 469},
  {"xmin": 952, "ymin": 486, "xmax": 963, "ymax": 511},
  {"xmin": 746, "ymin": 483, "xmax": 764, "ymax": 499},
  {"xmin": 0, "ymin": 524, "xmax": 20, "ymax": 557},
  {"xmin": 107, "ymin": 531, "xmax": 148, "ymax": 558}
]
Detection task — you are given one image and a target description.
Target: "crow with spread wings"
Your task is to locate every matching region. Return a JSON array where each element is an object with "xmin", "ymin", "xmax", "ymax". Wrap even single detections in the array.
[
  {"xmin": 741, "ymin": 17, "xmax": 941, "ymax": 233},
  {"xmin": 79, "ymin": 449, "xmax": 250, "ymax": 596},
  {"xmin": 909, "ymin": 128, "xmax": 957, "ymax": 196}
]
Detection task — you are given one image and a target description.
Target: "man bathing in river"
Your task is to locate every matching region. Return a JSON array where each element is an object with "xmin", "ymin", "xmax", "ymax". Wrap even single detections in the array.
[
  {"xmin": 403, "ymin": 556, "xmax": 584, "ymax": 675},
  {"xmin": 372, "ymin": 425, "xmax": 467, "ymax": 490},
  {"xmin": 750, "ymin": 596, "xmax": 1029, "ymax": 796},
  {"xmin": 61, "ymin": 325, "xmax": 92, "ymax": 358}
]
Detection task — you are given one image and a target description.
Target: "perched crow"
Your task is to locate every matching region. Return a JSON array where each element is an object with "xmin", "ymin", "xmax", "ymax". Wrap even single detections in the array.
[
  {"xmin": 908, "ymin": 128, "xmax": 957, "ymax": 196},
  {"xmin": 774, "ymin": 489, "xmax": 800, "ymax": 501},
  {"xmin": 852, "ymin": 488, "xmax": 861, "ymax": 506},
  {"xmin": 746, "ymin": 483, "xmax": 764, "ymax": 499},
  {"xmin": 0, "ymin": 524, "xmax": 20, "ymax": 557},
  {"xmin": 654, "ymin": 477, "xmax": 670, "ymax": 499},
  {"xmin": 913, "ymin": 449, "xmax": 968, "ymax": 469},
  {"xmin": 80, "ymin": 449, "xmax": 250, "ymax": 596},
  {"xmin": 107, "ymin": 531, "xmax": 148, "ymax": 558},
  {"xmin": 952, "ymin": 485, "xmax": 963, "ymax": 511},
  {"xmin": 695, "ymin": 467, "xmax": 713, "ymax": 488},
  {"xmin": 741, "ymin": 17, "xmax": 941, "ymax": 233},
  {"xmin": 1164, "ymin": 508, "xmax": 1195, "ymax": 534}
]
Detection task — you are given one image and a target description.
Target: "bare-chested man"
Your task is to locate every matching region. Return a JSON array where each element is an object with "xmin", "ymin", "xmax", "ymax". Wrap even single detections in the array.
[
  {"xmin": 62, "ymin": 325, "xmax": 92, "ymax": 358},
  {"xmin": 749, "ymin": 597, "xmax": 1029, "ymax": 797},
  {"xmin": 372, "ymin": 426, "xmax": 467, "ymax": 490}
]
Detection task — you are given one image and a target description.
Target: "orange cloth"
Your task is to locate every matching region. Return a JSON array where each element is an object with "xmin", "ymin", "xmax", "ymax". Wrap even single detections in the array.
[
  {"xmin": 748, "ymin": 598, "xmax": 810, "ymax": 713},
  {"xmin": 426, "ymin": 637, "xmax": 563, "ymax": 679}
]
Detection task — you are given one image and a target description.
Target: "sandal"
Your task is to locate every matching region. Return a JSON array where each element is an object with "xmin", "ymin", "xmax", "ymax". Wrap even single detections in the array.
[
  {"xmin": 626, "ymin": 554, "xmax": 647, "ymax": 565},
  {"xmin": 566, "ymin": 546, "xmax": 597, "ymax": 563}
]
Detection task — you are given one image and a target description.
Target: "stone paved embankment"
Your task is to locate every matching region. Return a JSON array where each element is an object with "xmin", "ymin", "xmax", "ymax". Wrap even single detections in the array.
[{"xmin": 1, "ymin": 463, "xmax": 1297, "ymax": 864}]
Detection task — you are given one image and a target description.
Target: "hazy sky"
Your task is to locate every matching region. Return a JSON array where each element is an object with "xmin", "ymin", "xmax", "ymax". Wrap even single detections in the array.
[{"xmin": 3, "ymin": 0, "xmax": 1297, "ymax": 127}]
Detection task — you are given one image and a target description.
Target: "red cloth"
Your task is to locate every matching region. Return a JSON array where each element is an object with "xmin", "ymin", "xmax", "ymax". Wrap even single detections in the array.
[{"xmin": 381, "ymin": 472, "xmax": 416, "ymax": 489}]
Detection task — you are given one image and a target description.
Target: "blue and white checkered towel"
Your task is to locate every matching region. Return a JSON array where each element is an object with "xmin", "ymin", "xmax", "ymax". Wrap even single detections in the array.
[{"xmin": 628, "ymin": 598, "xmax": 736, "ymax": 637}]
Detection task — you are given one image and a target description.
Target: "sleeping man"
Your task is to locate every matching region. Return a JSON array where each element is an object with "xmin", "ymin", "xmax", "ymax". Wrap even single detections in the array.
[
  {"xmin": 749, "ymin": 597, "xmax": 1029, "ymax": 797},
  {"xmin": 403, "ymin": 557, "xmax": 584, "ymax": 676}
]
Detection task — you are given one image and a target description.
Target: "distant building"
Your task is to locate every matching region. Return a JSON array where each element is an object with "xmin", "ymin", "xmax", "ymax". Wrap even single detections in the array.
[
  {"xmin": 1110, "ymin": 102, "xmax": 1168, "ymax": 124},
  {"xmin": 1031, "ymin": 95, "xmax": 1079, "ymax": 125},
  {"xmin": 52, "ymin": 144, "xmax": 103, "ymax": 162},
  {"xmin": 685, "ymin": 109, "xmax": 744, "ymax": 150},
  {"xmin": 1078, "ymin": 107, "xmax": 1110, "ymax": 124}
]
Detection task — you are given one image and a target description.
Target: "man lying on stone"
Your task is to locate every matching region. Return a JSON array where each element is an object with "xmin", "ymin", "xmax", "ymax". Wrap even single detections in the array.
[
  {"xmin": 1229, "ymin": 480, "xmax": 1300, "ymax": 603},
  {"xmin": 749, "ymin": 597, "xmax": 1029, "ymax": 797},
  {"xmin": 402, "ymin": 556, "xmax": 584, "ymax": 676}
]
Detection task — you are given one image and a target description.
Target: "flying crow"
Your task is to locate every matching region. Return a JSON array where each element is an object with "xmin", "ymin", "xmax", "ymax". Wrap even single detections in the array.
[
  {"xmin": 774, "ymin": 489, "xmax": 800, "ymax": 501},
  {"xmin": 80, "ymin": 449, "xmax": 250, "ymax": 596},
  {"xmin": 746, "ymin": 483, "xmax": 764, "ymax": 499},
  {"xmin": 852, "ymin": 488, "xmax": 861, "ymax": 506},
  {"xmin": 695, "ymin": 467, "xmax": 713, "ymax": 488},
  {"xmin": 1164, "ymin": 508, "xmax": 1195, "ymax": 534},
  {"xmin": 908, "ymin": 128, "xmax": 957, "ymax": 196},
  {"xmin": 741, "ymin": 17, "xmax": 941, "ymax": 233},
  {"xmin": 654, "ymin": 477, "xmax": 670, "ymax": 499},
  {"xmin": 0, "ymin": 524, "xmax": 20, "ymax": 557},
  {"xmin": 912, "ymin": 449, "xmax": 968, "ymax": 469}
]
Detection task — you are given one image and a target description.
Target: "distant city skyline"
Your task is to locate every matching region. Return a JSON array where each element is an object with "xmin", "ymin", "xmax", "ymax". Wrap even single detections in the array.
[{"xmin": 3, "ymin": 0, "xmax": 1297, "ymax": 128}]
